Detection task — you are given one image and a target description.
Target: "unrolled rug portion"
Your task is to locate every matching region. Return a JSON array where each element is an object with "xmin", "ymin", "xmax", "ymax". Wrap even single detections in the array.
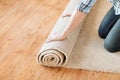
[{"xmin": 37, "ymin": 0, "xmax": 120, "ymax": 73}]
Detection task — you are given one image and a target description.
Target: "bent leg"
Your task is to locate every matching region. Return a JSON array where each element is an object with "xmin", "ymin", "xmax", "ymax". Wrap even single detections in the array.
[
  {"xmin": 104, "ymin": 18, "xmax": 120, "ymax": 52},
  {"xmin": 98, "ymin": 7, "xmax": 120, "ymax": 39}
]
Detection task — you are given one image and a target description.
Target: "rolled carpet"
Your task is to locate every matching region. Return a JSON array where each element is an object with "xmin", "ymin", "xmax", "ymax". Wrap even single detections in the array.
[
  {"xmin": 37, "ymin": 0, "xmax": 120, "ymax": 73},
  {"xmin": 37, "ymin": 0, "xmax": 82, "ymax": 67}
]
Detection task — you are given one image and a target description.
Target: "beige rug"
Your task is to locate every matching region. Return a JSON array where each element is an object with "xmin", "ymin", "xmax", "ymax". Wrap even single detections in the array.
[{"xmin": 37, "ymin": 0, "xmax": 120, "ymax": 73}]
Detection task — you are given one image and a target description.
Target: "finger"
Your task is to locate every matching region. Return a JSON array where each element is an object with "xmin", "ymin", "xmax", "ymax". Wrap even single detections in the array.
[
  {"xmin": 62, "ymin": 15, "xmax": 70, "ymax": 18},
  {"xmin": 46, "ymin": 37, "xmax": 56, "ymax": 43},
  {"xmin": 62, "ymin": 13, "xmax": 71, "ymax": 18},
  {"xmin": 45, "ymin": 37, "xmax": 52, "ymax": 43},
  {"xmin": 46, "ymin": 39, "xmax": 52, "ymax": 43},
  {"xmin": 46, "ymin": 39, "xmax": 57, "ymax": 43}
]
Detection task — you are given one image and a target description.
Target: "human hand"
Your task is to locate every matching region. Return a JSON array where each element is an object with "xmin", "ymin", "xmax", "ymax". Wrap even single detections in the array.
[
  {"xmin": 46, "ymin": 33, "xmax": 67, "ymax": 43},
  {"xmin": 46, "ymin": 12, "xmax": 72, "ymax": 43}
]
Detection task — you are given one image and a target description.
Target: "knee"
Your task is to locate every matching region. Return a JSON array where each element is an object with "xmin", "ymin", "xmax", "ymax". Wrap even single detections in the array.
[
  {"xmin": 98, "ymin": 29, "xmax": 106, "ymax": 39},
  {"xmin": 98, "ymin": 25, "xmax": 107, "ymax": 39},
  {"xmin": 104, "ymin": 41, "xmax": 119, "ymax": 52}
]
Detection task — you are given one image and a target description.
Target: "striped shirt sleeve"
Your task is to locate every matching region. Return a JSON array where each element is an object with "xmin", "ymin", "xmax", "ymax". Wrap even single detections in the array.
[{"xmin": 76, "ymin": 0, "xmax": 96, "ymax": 14}]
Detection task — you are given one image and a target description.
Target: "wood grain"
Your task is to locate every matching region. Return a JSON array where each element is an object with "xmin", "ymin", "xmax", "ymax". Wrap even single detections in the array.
[{"xmin": 0, "ymin": 0, "xmax": 120, "ymax": 80}]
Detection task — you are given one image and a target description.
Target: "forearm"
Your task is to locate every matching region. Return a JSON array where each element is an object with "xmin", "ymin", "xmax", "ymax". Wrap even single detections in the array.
[{"xmin": 61, "ymin": 9, "xmax": 87, "ymax": 37}]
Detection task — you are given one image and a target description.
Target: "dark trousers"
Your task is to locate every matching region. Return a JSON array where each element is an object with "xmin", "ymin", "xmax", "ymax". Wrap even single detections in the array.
[{"xmin": 98, "ymin": 7, "xmax": 120, "ymax": 52}]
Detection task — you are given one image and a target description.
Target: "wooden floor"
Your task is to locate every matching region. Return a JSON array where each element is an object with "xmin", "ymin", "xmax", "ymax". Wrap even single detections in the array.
[{"xmin": 0, "ymin": 0, "xmax": 120, "ymax": 80}]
